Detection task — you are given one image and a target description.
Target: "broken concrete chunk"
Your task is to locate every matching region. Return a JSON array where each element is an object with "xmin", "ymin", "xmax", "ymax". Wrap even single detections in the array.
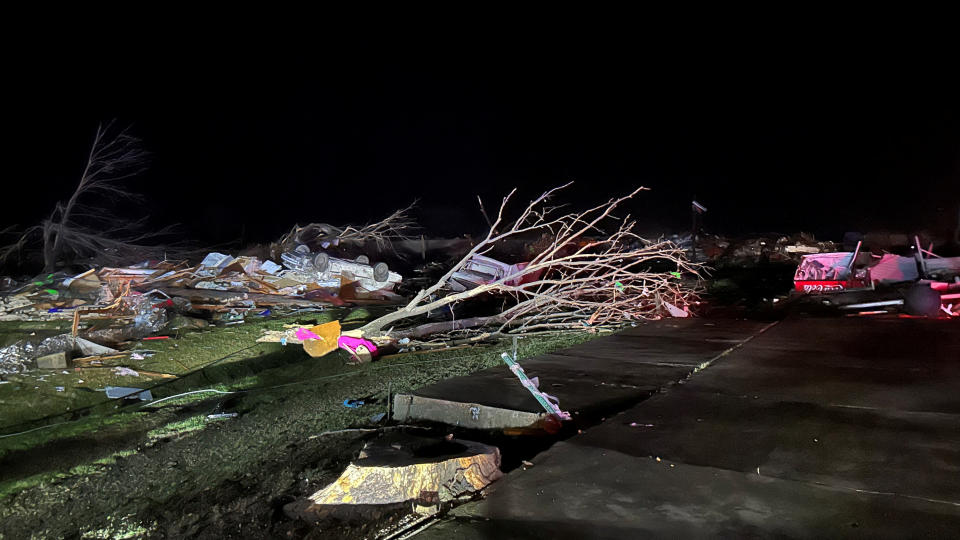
[
  {"xmin": 291, "ymin": 434, "xmax": 502, "ymax": 522},
  {"xmin": 36, "ymin": 351, "xmax": 70, "ymax": 370}
]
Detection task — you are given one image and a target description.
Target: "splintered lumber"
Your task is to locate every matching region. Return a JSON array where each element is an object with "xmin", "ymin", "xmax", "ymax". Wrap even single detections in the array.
[
  {"xmin": 72, "ymin": 354, "xmax": 129, "ymax": 365},
  {"xmin": 73, "ymin": 366, "xmax": 178, "ymax": 379}
]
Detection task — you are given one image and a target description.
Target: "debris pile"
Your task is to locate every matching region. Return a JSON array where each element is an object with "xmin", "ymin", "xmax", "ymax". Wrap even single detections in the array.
[
  {"xmin": 3, "ymin": 248, "xmax": 404, "ymax": 318},
  {"xmin": 3, "ymin": 186, "xmax": 704, "ymax": 371},
  {"xmin": 691, "ymin": 232, "xmax": 838, "ymax": 264},
  {"xmin": 0, "ymin": 247, "xmax": 406, "ymax": 373}
]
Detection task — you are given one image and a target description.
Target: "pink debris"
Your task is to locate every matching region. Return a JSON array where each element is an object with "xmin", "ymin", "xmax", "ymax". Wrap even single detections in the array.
[
  {"xmin": 337, "ymin": 335, "xmax": 378, "ymax": 359},
  {"xmin": 295, "ymin": 327, "xmax": 321, "ymax": 341}
]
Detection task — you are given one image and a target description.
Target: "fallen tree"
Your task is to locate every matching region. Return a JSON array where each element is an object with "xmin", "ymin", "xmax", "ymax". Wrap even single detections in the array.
[{"xmin": 358, "ymin": 183, "xmax": 702, "ymax": 339}]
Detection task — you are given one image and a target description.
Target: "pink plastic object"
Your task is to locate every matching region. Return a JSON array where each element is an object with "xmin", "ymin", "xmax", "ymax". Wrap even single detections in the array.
[
  {"xmin": 337, "ymin": 335, "xmax": 378, "ymax": 361},
  {"xmin": 295, "ymin": 327, "xmax": 321, "ymax": 341}
]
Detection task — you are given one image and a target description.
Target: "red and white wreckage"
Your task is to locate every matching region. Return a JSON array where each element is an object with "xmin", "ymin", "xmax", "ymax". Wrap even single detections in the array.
[{"xmin": 793, "ymin": 240, "xmax": 960, "ymax": 317}]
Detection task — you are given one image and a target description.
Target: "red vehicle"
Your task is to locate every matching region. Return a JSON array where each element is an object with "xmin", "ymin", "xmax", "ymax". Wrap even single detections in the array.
[
  {"xmin": 793, "ymin": 251, "xmax": 871, "ymax": 293},
  {"xmin": 792, "ymin": 242, "xmax": 960, "ymax": 317}
]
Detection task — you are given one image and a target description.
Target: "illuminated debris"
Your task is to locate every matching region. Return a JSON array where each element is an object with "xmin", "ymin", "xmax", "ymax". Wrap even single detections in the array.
[
  {"xmin": 298, "ymin": 320, "xmax": 342, "ymax": 358},
  {"xmin": 291, "ymin": 434, "xmax": 502, "ymax": 521},
  {"xmin": 448, "ymin": 254, "xmax": 543, "ymax": 292},
  {"xmin": 793, "ymin": 245, "xmax": 960, "ymax": 316}
]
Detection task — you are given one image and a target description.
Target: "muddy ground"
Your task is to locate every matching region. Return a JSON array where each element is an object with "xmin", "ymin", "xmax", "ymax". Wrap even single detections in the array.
[{"xmin": 0, "ymin": 311, "xmax": 598, "ymax": 539}]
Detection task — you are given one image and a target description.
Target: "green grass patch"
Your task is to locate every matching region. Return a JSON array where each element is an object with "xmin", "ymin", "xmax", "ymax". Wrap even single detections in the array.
[{"xmin": 147, "ymin": 415, "xmax": 207, "ymax": 440}]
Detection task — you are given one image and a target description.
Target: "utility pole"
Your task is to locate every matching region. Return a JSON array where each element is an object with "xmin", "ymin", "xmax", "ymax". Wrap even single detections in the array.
[{"xmin": 691, "ymin": 200, "xmax": 707, "ymax": 261}]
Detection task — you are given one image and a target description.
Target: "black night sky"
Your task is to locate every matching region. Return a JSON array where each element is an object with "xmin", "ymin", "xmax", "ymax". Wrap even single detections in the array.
[{"xmin": 6, "ymin": 37, "xmax": 959, "ymax": 250}]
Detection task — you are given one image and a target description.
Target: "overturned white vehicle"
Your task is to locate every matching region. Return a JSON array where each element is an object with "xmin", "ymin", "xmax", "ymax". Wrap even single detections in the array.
[{"xmin": 281, "ymin": 245, "xmax": 401, "ymax": 293}]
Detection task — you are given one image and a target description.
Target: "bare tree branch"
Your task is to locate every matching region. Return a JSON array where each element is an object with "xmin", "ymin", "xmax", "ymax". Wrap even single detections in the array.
[
  {"xmin": 359, "ymin": 184, "xmax": 702, "ymax": 339},
  {"xmin": 273, "ymin": 202, "xmax": 419, "ymax": 259}
]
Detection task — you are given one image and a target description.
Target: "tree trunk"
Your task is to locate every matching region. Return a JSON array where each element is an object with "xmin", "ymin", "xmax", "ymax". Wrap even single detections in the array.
[
  {"xmin": 42, "ymin": 222, "xmax": 58, "ymax": 273},
  {"xmin": 396, "ymin": 315, "xmax": 504, "ymax": 339}
]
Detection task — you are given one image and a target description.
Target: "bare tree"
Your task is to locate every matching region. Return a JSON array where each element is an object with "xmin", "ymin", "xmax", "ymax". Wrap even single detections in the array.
[
  {"xmin": 358, "ymin": 184, "xmax": 701, "ymax": 339},
  {"xmin": 0, "ymin": 122, "xmax": 172, "ymax": 271}
]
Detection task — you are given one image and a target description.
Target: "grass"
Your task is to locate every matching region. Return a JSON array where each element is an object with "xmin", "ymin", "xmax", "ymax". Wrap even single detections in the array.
[
  {"xmin": 147, "ymin": 415, "xmax": 207, "ymax": 440},
  {"xmin": 0, "ymin": 448, "xmax": 139, "ymax": 499},
  {"xmin": 0, "ymin": 309, "xmax": 364, "ymax": 441},
  {"xmin": 0, "ymin": 308, "xmax": 604, "ymax": 538}
]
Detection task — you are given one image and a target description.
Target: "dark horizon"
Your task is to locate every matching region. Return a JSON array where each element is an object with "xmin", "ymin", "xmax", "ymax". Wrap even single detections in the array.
[{"xmin": 5, "ymin": 44, "xmax": 959, "ymax": 252}]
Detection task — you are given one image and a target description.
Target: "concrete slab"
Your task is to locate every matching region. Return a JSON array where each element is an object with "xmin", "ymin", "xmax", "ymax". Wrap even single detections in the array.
[
  {"xmin": 546, "ymin": 336, "xmax": 733, "ymax": 366},
  {"xmin": 413, "ymin": 317, "xmax": 960, "ymax": 537},
  {"xmin": 394, "ymin": 318, "xmax": 772, "ymax": 428},
  {"xmin": 574, "ymin": 389, "xmax": 960, "ymax": 503},
  {"xmin": 682, "ymin": 318, "xmax": 960, "ymax": 414},
  {"xmin": 418, "ymin": 442, "xmax": 960, "ymax": 539},
  {"xmin": 410, "ymin": 355, "xmax": 690, "ymax": 414}
]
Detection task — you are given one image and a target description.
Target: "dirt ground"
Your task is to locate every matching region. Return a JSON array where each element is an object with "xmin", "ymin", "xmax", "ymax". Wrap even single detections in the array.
[{"xmin": 0, "ymin": 313, "xmax": 598, "ymax": 539}]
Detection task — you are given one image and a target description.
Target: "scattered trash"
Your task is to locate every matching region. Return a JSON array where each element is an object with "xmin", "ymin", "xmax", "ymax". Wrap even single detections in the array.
[
  {"xmin": 1, "ymin": 248, "xmax": 406, "ymax": 361},
  {"xmin": 112, "ymin": 367, "xmax": 140, "ymax": 377},
  {"xmin": 343, "ymin": 399, "xmax": 365, "ymax": 408},
  {"xmin": 206, "ymin": 412, "xmax": 238, "ymax": 420},
  {"xmin": 369, "ymin": 412, "xmax": 386, "ymax": 423}
]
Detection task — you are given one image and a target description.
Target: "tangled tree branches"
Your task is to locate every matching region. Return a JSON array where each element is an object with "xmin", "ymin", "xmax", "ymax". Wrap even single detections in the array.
[
  {"xmin": 337, "ymin": 202, "xmax": 418, "ymax": 250},
  {"xmin": 360, "ymin": 184, "xmax": 702, "ymax": 338},
  {"xmin": 1, "ymin": 122, "xmax": 175, "ymax": 272},
  {"xmin": 272, "ymin": 202, "xmax": 418, "ymax": 259}
]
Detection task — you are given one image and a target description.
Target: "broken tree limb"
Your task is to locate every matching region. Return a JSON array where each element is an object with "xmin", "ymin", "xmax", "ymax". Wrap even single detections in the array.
[{"xmin": 359, "ymin": 184, "xmax": 702, "ymax": 339}]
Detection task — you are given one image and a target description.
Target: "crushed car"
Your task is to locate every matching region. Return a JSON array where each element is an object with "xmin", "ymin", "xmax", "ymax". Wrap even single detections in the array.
[
  {"xmin": 281, "ymin": 245, "xmax": 402, "ymax": 293},
  {"xmin": 793, "ymin": 241, "xmax": 960, "ymax": 317},
  {"xmin": 448, "ymin": 254, "xmax": 544, "ymax": 292}
]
